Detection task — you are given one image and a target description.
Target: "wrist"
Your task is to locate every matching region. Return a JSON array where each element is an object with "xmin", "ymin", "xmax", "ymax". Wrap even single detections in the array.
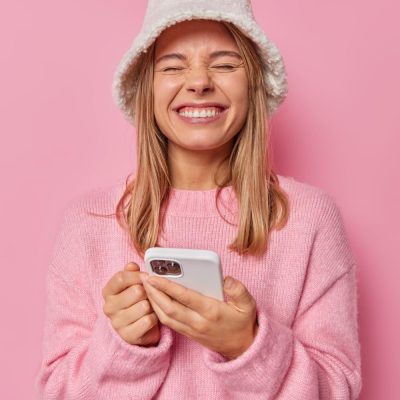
[{"xmin": 221, "ymin": 318, "xmax": 259, "ymax": 360}]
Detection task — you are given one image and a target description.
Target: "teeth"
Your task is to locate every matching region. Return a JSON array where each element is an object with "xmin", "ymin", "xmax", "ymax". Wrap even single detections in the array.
[{"xmin": 178, "ymin": 107, "xmax": 223, "ymax": 118}]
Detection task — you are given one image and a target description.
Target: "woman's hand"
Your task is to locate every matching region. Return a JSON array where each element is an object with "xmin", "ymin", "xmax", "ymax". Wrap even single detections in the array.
[
  {"xmin": 140, "ymin": 274, "xmax": 259, "ymax": 360},
  {"xmin": 102, "ymin": 262, "xmax": 160, "ymax": 346}
]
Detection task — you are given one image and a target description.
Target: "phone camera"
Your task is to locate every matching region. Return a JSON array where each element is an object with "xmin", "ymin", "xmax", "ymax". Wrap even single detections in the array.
[
  {"xmin": 150, "ymin": 259, "xmax": 182, "ymax": 276},
  {"xmin": 166, "ymin": 261, "xmax": 181, "ymax": 274},
  {"xmin": 155, "ymin": 265, "xmax": 168, "ymax": 275}
]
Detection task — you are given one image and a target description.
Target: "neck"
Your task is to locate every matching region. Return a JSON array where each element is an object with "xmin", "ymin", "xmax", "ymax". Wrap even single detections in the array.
[{"xmin": 167, "ymin": 140, "xmax": 233, "ymax": 190}]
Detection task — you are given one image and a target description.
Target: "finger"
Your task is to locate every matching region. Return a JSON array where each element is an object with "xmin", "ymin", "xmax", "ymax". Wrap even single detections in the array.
[
  {"xmin": 138, "ymin": 323, "xmax": 160, "ymax": 346},
  {"xmin": 112, "ymin": 299, "xmax": 153, "ymax": 330},
  {"xmin": 102, "ymin": 270, "xmax": 147, "ymax": 299},
  {"xmin": 224, "ymin": 276, "xmax": 256, "ymax": 312},
  {"xmin": 104, "ymin": 283, "xmax": 148, "ymax": 316},
  {"xmin": 143, "ymin": 279, "xmax": 199, "ymax": 327},
  {"xmin": 142, "ymin": 275, "xmax": 218, "ymax": 315},
  {"xmin": 145, "ymin": 285, "xmax": 193, "ymax": 337},
  {"xmin": 124, "ymin": 262, "xmax": 140, "ymax": 272},
  {"xmin": 119, "ymin": 312, "xmax": 159, "ymax": 342}
]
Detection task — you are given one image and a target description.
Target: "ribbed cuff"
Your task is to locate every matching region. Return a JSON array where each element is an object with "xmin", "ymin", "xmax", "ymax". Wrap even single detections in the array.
[
  {"xmin": 93, "ymin": 314, "xmax": 173, "ymax": 374},
  {"xmin": 202, "ymin": 309, "xmax": 270, "ymax": 370},
  {"xmin": 202, "ymin": 309, "xmax": 294, "ymax": 395}
]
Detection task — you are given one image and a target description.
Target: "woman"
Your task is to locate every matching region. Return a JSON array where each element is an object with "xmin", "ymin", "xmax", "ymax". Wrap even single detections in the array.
[{"xmin": 36, "ymin": 1, "xmax": 362, "ymax": 399}]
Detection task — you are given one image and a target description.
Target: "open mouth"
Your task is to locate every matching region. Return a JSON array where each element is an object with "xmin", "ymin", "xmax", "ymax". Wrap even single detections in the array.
[{"xmin": 173, "ymin": 106, "xmax": 229, "ymax": 124}]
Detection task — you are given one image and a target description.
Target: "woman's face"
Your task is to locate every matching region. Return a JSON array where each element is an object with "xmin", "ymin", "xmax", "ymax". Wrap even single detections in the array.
[{"xmin": 153, "ymin": 19, "xmax": 249, "ymax": 153}]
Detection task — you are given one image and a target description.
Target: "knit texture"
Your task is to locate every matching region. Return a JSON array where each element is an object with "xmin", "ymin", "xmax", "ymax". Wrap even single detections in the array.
[{"xmin": 35, "ymin": 175, "xmax": 362, "ymax": 399}]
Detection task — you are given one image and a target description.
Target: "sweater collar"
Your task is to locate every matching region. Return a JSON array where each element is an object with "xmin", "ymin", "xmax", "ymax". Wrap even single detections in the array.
[{"xmin": 161, "ymin": 185, "xmax": 238, "ymax": 218}]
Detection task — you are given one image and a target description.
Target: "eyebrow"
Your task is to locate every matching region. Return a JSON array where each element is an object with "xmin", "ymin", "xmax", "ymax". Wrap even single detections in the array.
[{"xmin": 155, "ymin": 50, "xmax": 243, "ymax": 64}]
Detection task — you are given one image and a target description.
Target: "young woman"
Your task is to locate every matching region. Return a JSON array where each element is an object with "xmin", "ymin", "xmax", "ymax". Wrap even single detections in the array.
[{"xmin": 36, "ymin": 1, "xmax": 362, "ymax": 399}]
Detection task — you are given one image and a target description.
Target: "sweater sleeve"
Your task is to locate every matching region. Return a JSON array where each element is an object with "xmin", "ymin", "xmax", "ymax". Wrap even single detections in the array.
[
  {"xmin": 202, "ymin": 194, "xmax": 362, "ymax": 400},
  {"xmin": 35, "ymin": 199, "xmax": 173, "ymax": 399}
]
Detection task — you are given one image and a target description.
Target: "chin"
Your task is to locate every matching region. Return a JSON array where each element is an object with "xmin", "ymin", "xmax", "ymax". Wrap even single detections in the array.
[
  {"xmin": 178, "ymin": 138, "xmax": 226, "ymax": 151},
  {"xmin": 181, "ymin": 143, "xmax": 219, "ymax": 151}
]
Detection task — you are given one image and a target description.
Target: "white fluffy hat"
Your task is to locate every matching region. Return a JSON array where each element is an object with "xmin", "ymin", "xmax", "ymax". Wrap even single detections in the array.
[{"xmin": 112, "ymin": 0, "xmax": 288, "ymax": 125}]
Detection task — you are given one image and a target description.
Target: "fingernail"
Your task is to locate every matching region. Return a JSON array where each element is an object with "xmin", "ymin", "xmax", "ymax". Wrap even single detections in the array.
[{"xmin": 224, "ymin": 276, "xmax": 234, "ymax": 289}]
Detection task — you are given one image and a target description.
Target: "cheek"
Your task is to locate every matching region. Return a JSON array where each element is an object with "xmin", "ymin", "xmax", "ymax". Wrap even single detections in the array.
[
  {"xmin": 153, "ymin": 78, "xmax": 165, "ymax": 114},
  {"xmin": 221, "ymin": 74, "xmax": 249, "ymax": 127},
  {"xmin": 153, "ymin": 78, "xmax": 180, "ymax": 133},
  {"xmin": 219, "ymin": 73, "xmax": 249, "ymax": 107},
  {"xmin": 153, "ymin": 77, "xmax": 180, "ymax": 109},
  {"xmin": 236, "ymin": 77, "xmax": 249, "ymax": 118},
  {"xmin": 234, "ymin": 75, "xmax": 249, "ymax": 104}
]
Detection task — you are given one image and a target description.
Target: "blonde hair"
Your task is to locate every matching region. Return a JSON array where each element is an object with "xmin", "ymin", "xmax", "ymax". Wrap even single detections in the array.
[{"xmin": 98, "ymin": 21, "xmax": 290, "ymax": 258}]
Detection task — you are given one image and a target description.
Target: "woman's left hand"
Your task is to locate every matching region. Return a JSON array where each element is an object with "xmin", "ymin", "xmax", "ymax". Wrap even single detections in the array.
[{"xmin": 140, "ymin": 273, "xmax": 259, "ymax": 360}]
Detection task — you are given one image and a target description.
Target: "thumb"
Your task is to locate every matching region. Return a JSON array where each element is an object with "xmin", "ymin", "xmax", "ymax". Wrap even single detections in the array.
[
  {"xmin": 124, "ymin": 262, "xmax": 140, "ymax": 272},
  {"xmin": 224, "ymin": 276, "xmax": 255, "ymax": 312}
]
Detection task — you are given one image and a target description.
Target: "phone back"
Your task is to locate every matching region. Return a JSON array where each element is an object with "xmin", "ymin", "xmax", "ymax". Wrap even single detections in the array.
[{"xmin": 144, "ymin": 247, "xmax": 224, "ymax": 301}]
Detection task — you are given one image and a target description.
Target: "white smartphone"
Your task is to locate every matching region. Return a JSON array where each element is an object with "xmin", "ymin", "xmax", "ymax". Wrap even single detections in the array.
[{"xmin": 143, "ymin": 247, "xmax": 224, "ymax": 301}]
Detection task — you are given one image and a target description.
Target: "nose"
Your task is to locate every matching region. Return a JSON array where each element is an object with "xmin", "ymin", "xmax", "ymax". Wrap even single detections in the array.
[{"xmin": 184, "ymin": 66, "xmax": 214, "ymax": 95}]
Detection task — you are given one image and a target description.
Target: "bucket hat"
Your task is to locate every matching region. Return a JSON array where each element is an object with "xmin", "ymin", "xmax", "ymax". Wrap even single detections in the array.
[{"xmin": 112, "ymin": 0, "xmax": 288, "ymax": 125}]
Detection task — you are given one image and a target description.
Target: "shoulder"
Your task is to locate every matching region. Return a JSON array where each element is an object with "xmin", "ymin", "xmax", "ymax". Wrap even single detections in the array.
[
  {"xmin": 49, "ymin": 181, "xmax": 126, "ymax": 270},
  {"xmin": 276, "ymin": 174, "xmax": 356, "ymax": 269},
  {"xmin": 53, "ymin": 181, "xmax": 125, "ymax": 250},
  {"xmin": 61, "ymin": 181, "xmax": 125, "ymax": 219},
  {"xmin": 276, "ymin": 174, "xmax": 344, "ymax": 228}
]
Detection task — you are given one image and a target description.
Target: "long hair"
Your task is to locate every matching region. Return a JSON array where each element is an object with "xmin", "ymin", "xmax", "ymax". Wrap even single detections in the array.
[{"xmin": 95, "ymin": 21, "xmax": 290, "ymax": 258}]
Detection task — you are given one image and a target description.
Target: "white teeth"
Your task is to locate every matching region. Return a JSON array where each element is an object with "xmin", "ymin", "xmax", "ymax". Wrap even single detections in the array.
[{"xmin": 178, "ymin": 107, "xmax": 222, "ymax": 118}]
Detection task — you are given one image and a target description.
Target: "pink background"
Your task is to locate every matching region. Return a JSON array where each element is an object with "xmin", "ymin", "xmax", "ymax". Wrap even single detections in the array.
[{"xmin": 1, "ymin": 1, "xmax": 398, "ymax": 398}]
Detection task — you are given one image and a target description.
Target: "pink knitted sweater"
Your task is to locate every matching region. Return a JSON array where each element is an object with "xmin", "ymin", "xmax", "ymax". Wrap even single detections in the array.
[{"xmin": 35, "ymin": 174, "xmax": 362, "ymax": 399}]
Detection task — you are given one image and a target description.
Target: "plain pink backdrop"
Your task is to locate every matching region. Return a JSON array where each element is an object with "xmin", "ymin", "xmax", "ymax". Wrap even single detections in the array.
[{"xmin": 1, "ymin": 1, "xmax": 399, "ymax": 399}]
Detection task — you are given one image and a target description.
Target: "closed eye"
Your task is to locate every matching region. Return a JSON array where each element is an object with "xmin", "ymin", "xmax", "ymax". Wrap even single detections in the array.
[
  {"xmin": 159, "ymin": 64, "xmax": 241, "ymax": 73},
  {"xmin": 163, "ymin": 67, "xmax": 182, "ymax": 71},
  {"xmin": 213, "ymin": 64, "xmax": 236, "ymax": 70}
]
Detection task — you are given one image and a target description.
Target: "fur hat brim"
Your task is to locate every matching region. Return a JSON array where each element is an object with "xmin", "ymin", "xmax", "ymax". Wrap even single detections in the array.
[{"xmin": 112, "ymin": 3, "xmax": 288, "ymax": 125}]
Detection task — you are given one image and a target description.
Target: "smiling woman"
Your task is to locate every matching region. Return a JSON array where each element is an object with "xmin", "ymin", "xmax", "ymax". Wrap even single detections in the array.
[
  {"xmin": 35, "ymin": 1, "xmax": 362, "ymax": 399},
  {"xmin": 116, "ymin": 17, "xmax": 290, "ymax": 259}
]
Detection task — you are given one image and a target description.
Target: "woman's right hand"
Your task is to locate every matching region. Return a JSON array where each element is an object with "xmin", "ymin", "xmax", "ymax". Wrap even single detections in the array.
[{"xmin": 102, "ymin": 262, "xmax": 160, "ymax": 346}]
